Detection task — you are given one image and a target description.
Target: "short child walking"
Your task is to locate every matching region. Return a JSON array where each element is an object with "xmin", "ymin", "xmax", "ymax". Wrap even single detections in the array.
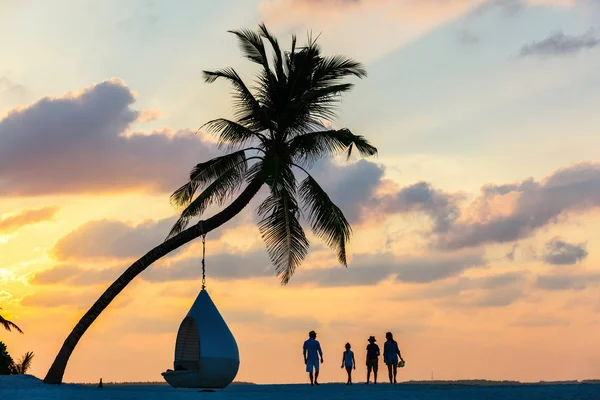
[{"xmin": 340, "ymin": 342, "xmax": 356, "ymax": 385}]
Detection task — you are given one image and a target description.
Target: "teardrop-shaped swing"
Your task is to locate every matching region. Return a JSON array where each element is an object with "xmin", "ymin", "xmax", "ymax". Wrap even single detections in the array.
[{"xmin": 162, "ymin": 229, "xmax": 240, "ymax": 389}]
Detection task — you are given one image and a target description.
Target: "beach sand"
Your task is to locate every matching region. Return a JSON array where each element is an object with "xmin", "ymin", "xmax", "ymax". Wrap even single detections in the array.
[{"xmin": 2, "ymin": 375, "xmax": 600, "ymax": 399}]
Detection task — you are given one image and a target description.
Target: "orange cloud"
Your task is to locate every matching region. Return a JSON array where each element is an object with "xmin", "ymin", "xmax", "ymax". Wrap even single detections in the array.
[
  {"xmin": 137, "ymin": 108, "xmax": 162, "ymax": 122},
  {"xmin": 0, "ymin": 206, "xmax": 58, "ymax": 234}
]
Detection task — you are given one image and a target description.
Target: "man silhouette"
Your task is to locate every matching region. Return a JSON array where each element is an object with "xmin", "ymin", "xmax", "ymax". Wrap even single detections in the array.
[
  {"xmin": 365, "ymin": 336, "xmax": 380, "ymax": 384},
  {"xmin": 303, "ymin": 330, "xmax": 324, "ymax": 386}
]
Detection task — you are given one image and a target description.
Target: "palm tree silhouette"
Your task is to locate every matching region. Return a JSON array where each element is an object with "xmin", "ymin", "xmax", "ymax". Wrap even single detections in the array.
[
  {"xmin": 44, "ymin": 24, "xmax": 377, "ymax": 384},
  {"xmin": 0, "ymin": 308, "xmax": 23, "ymax": 334}
]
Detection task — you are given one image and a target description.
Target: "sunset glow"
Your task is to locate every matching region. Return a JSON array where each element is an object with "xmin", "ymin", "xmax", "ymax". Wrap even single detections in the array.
[{"xmin": 2, "ymin": 0, "xmax": 600, "ymax": 385}]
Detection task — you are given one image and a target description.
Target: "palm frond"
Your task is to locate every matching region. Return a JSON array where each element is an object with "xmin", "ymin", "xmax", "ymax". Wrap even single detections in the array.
[
  {"xmin": 284, "ymin": 34, "xmax": 297, "ymax": 77},
  {"xmin": 15, "ymin": 351, "xmax": 34, "ymax": 374},
  {"xmin": 170, "ymin": 150, "xmax": 248, "ymax": 209},
  {"xmin": 203, "ymin": 68, "xmax": 270, "ymax": 130},
  {"xmin": 168, "ymin": 160, "xmax": 248, "ymax": 238},
  {"xmin": 258, "ymin": 189, "xmax": 309, "ymax": 284},
  {"xmin": 201, "ymin": 118, "xmax": 266, "ymax": 150},
  {"xmin": 299, "ymin": 174, "xmax": 351, "ymax": 266},
  {"xmin": 228, "ymin": 28, "xmax": 269, "ymax": 68},
  {"xmin": 290, "ymin": 128, "xmax": 378, "ymax": 166},
  {"xmin": 312, "ymin": 55, "xmax": 367, "ymax": 87},
  {"xmin": 258, "ymin": 23, "xmax": 285, "ymax": 84},
  {"xmin": 0, "ymin": 315, "xmax": 23, "ymax": 334}
]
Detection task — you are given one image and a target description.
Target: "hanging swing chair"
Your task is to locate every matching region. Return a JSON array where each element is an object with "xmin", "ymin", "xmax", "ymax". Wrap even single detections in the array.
[{"xmin": 162, "ymin": 230, "xmax": 240, "ymax": 389}]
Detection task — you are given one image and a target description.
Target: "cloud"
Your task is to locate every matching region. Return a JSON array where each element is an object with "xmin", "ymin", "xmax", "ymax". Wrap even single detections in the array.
[
  {"xmin": 511, "ymin": 313, "xmax": 570, "ymax": 327},
  {"xmin": 393, "ymin": 271, "xmax": 526, "ymax": 304},
  {"xmin": 471, "ymin": 286, "xmax": 523, "ymax": 307},
  {"xmin": 0, "ymin": 206, "xmax": 58, "ymax": 234},
  {"xmin": 114, "ymin": 316, "xmax": 179, "ymax": 334},
  {"xmin": 137, "ymin": 108, "xmax": 161, "ymax": 122},
  {"xmin": 308, "ymin": 159, "xmax": 384, "ymax": 223},
  {"xmin": 31, "ymin": 265, "xmax": 122, "ymax": 286},
  {"xmin": 142, "ymin": 250, "xmax": 273, "ymax": 283},
  {"xmin": 377, "ymin": 182, "xmax": 463, "ymax": 233},
  {"xmin": 541, "ymin": 238, "xmax": 588, "ymax": 265},
  {"xmin": 0, "ymin": 79, "xmax": 219, "ymax": 196},
  {"xmin": 0, "ymin": 76, "xmax": 28, "ymax": 102},
  {"xmin": 133, "ymin": 244, "xmax": 485, "ymax": 287},
  {"xmin": 435, "ymin": 163, "xmax": 600, "ymax": 250},
  {"xmin": 225, "ymin": 309, "xmax": 321, "ymax": 333},
  {"xmin": 308, "ymin": 161, "xmax": 463, "ymax": 232},
  {"xmin": 505, "ymin": 244, "xmax": 519, "ymax": 262},
  {"xmin": 519, "ymin": 30, "xmax": 600, "ymax": 57},
  {"xmin": 473, "ymin": 0, "xmax": 574, "ymax": 17},
  {"xmin": 20, "ymin": 289, "xmax": 131, "ymax": 309},
  {"xmin": 293, "ymin": 250, "xmax": 485, "ymax": 287},
  {"xmin": 51, "ymin": 217, "xmax": 179, "ymax": 261},
  {"xmin": 535, "ymin": 272, "xmax": 600, "ymax": 291}
]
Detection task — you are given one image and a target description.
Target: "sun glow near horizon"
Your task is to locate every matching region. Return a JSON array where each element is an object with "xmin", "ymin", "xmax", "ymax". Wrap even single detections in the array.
[{"xmin": 2, "ymin": 0, "xmax": 600, "ymax": 386}]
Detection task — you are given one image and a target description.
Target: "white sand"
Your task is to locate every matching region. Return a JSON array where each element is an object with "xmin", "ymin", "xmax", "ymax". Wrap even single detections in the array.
[{"xmin": 2, "ymin": 375, "xmax": 599, "ymax": 399}]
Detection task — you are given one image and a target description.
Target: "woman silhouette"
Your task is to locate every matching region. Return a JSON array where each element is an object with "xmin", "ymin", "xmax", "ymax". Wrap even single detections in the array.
[{"xmin": 383, "ymin": 332, "xmax": 404, "ymax": 384}]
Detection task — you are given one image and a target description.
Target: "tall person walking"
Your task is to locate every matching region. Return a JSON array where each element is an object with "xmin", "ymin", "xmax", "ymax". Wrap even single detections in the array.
[
  {"xmin": 383, "ymin": 332, "xmax": 404, "ymax": 384},
  {"xmin": 303, "ymin": 330, "xmax": 324, "ymax": 386}
]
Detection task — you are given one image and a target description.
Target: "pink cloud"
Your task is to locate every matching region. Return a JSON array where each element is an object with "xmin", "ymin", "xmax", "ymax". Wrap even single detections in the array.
[{"xmin": 0, "ymin": 79, "xmax": 220, "ymax": 196}]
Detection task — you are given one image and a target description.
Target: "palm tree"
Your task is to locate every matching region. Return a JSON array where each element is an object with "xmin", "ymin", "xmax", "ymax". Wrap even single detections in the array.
[
  {"xmin": 43, "ymin": 23, "xmax": 377, "ymax": 384},
  {"xmin": 0, "ymin": 308, "xmax": 23, "ymax": 334},
  {"xmin": 13, "ymin": 351, "xmax": 35, "ymax": 374}
]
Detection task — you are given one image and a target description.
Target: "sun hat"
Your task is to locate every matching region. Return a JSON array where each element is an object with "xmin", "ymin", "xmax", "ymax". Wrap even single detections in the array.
[{"xmin": 368, "ymin": 336, "xmax": 376, "ymax": 342}]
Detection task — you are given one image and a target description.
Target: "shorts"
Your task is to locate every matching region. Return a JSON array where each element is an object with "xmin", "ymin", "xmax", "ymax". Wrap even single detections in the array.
[
  {"xmin": 306, "ymin": 359, "xmax": 320, "ymax": 373},
  {"xmin": 366, "ymin": 359, "xmax": 378, "ymax": 371},
  {"xmin": 385, "ymin": 354, "xmax": 398, "ymax": 366}
]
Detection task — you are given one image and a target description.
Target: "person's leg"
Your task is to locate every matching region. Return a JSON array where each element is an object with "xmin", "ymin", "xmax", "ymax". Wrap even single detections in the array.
[
  {"xmin": 314, "ymin": 361, "xmax": 320, "ymax": 385},
  {"xmin": 387, "ymin": 364, "xmax": 393, "ymax": 383},
  {"xmin": 307, "ymin": 360, "xmax": 314, "ymax": 386},
  {"xmin": 393, "ymin": 364, "xmax": 398, "ymax": 384},
  {"xmin": 373, "ymin": 362, "xmax": 378, "ymax": 384},
  {"xmin": 309, "ymin": 371, "xmax": 314, "ymax": 386},
  {"xmin": 366, "ymin": 363, "xmax": 372, "ymax": 384}
]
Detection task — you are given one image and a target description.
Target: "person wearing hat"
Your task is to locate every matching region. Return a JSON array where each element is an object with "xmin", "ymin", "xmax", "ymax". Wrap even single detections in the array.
[
  {"xmin": 303, "ymin": 330, "xmax": 324, "ymax": 386},
  {"xmin": 365, "ymin": 336, "xmax": 380, "ymax": 384}
]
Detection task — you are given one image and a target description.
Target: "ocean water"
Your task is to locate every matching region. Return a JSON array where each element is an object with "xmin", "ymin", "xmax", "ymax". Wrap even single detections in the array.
[{"xmin": 2, "ymin": 376, "xmax": 600, "ymax": 399}]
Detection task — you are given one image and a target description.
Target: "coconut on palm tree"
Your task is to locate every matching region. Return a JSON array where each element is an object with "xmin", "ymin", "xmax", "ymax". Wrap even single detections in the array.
[
  {"xmin": 44, "ymin": 23, "xmax": 377, "ymax": 384},
  {"xmin": 0, "ymin": 308, "xmax": 23, "ymax": 334}
]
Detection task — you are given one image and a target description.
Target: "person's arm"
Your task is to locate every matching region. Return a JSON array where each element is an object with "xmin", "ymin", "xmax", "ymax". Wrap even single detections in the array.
[
  {"xmin": 303, "ymin": 342, "xmax": 307, "ymax": 364},
  {"xmin": 352, "ymin": 352, "xmax": 356, "ymax": 369},
  {"xmin": 341, "ymin": 352, "xmax": 345, "ymax": 368},
  {"xmin": 318, "ymin": 342, "xmax": 324, "ymax": 363},
  {"xmin": 396, "ymin": 343, "xmax": 404, "ymax": 361}
]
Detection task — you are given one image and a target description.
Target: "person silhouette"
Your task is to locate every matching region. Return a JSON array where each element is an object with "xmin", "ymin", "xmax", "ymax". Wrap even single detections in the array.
[
  {"xmin": 365, "ymin": 336, "xmax": 380, "ymax": 384},
  {"xmin": 340, "ymin": 342, "xmax": 355, "ymax": 385},
  {"xmin": 303, "ymin": 330, "xmax": 324, "ymax": 386},
  {"xmin": 383, "ymin": 332, "xmax": 404, "ymax": 384}
]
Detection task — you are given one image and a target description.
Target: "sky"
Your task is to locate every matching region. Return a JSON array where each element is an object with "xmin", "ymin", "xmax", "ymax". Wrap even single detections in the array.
[{"xmin": 1, "ymin": 0, "xmax": 600, "ymax": 385}]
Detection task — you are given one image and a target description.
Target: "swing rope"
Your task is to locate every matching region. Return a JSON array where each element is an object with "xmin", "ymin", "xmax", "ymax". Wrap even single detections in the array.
[{"xmin": 199, "ymin": 221, "xmax": 207, "ymax": 290}]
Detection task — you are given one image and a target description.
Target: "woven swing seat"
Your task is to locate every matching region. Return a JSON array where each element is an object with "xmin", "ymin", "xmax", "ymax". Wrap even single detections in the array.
[{"xmin": 162, "ymin": 289, "xmax": 239, "ymax": 389}]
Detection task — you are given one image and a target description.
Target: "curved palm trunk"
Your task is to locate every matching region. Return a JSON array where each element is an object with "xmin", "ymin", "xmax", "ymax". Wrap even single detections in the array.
[{"xmin": 43, "ymin": 178, "xmax": 263, "ymax": 384}]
